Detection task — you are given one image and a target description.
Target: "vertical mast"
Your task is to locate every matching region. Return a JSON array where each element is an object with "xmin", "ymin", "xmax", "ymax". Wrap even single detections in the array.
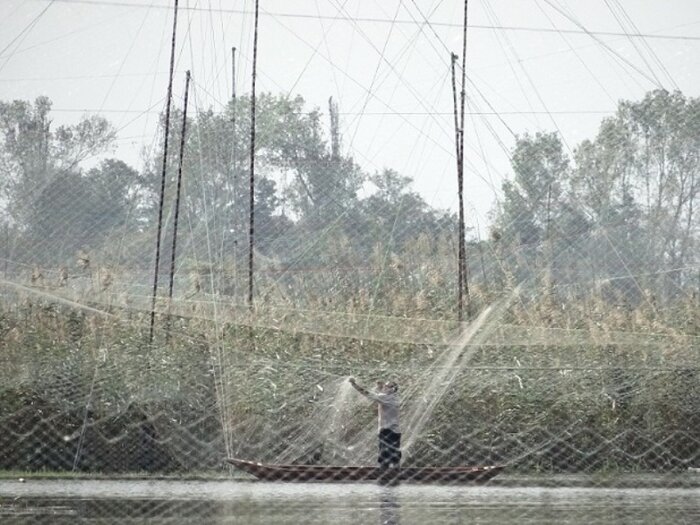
[
  {"xmin": 168, "ymin": 70, "xmax": 191, "ymax": 303},
  {"xmin": 149, "ymin": 0, "xmax": 180, "ymax": 343},
  {"xmin": 451, "ymin": 53, "xmax": 465, "ymax": 322},
  {"xmin": 231, "ymin": 46, "xmax": 237, "ymax": 297},
  {"xmin": 458, "ymin": 0, "xmax": 470, "ymax": 320},
  {"xmin": 248, "ymin": 0, "xmax": 260, "ymax": 309}
]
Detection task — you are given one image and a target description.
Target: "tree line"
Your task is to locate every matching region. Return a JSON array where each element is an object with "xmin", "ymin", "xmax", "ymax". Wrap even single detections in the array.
[{"xmin": 1, "ymin": 89, "xmax": 697, "ymax": 311}]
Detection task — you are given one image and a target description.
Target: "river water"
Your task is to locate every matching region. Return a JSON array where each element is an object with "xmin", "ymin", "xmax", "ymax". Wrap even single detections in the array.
[{"xmin": 1, "ymin": 478, "xmax": 699, "ymax": 524}]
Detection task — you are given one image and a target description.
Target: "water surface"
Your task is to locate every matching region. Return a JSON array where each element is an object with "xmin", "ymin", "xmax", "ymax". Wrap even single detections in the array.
[{"xmin": 1, "ymin": 478, "xmax": 699, "ymax": 524}]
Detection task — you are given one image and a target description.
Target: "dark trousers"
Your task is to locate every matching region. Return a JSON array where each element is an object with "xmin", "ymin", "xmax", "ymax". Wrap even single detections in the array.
[{"xmin": 378, "ymin": 429, "xmax": 401, "ymax": 468}]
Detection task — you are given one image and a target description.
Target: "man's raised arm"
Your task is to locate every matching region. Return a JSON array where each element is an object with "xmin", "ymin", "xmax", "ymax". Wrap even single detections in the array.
[{"xmin": 349, "ymin": 377, "xmax": 382, "ymax": 402}]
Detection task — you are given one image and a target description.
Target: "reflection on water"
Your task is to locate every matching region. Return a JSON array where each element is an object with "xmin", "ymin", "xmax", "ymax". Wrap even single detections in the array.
[
  {"xmin": 379, "ymin": 489, "xmax": 400, "ymax": 525},
  {"xmin": 1, "ymin": 479, "xmax": 699, "ymax": 524}
]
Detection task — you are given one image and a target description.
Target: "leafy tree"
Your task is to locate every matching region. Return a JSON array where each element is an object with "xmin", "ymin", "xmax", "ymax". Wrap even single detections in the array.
[
  {"xmin": 571, "ymin": 90, "xmax": 699, "ymax": 296},
  {"xmin": 573, "ymin": 118, "xmax": 636, "ymax": 225},
  {"xmin": 494, "ymin": 91, "xmax": 699, "ymax": 300},
  {"xmin": 0, "ymin": 97, "xmax": 114, "ymax": 228},
  {"xmin": 0, "ymin": 97, "xmax": 123, "ymax": 264},
  {"xmin": 26, "ymin": 160, "xmax": 139, "ymax": 261},
  {"xmin": 617, "ymin": 90, "xmax": 699, "ymax": 272},
  {"xmin": 140, "ymin": 95, "xmax": 360, "ymax": 262},
  {"xmin": 498, "ymin": 132, "xmax": 570, "ymax": 247},
  {"xmin": 357, "ymin": 169, "xmax": 454, "ymax": 252}
]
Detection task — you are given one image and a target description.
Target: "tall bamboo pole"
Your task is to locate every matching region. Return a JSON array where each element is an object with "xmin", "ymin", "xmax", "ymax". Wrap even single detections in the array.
[
  {"xmin": 248, "ymin": 0, "xmax": 260, "ymax": 309},
  {"xmin": 167, "ymin": 70, "xmax": 191, "ymax": 303},
  {"xmin": 230, "ymin": 46, "xmax": 237, "ymax": 297},
  {"xmin": 149, "ymin": 0, "xmax": 180, "ymax": 343},
  {"xmin": 450, "ymin": 53, "xmax": 465, "ymax": 322},
  {"xmin": 459, "ymin": 0, "xmax": 471, "ymax": 318}
]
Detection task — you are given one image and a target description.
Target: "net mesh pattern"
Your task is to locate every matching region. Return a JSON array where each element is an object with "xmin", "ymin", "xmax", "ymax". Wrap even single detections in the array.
[{"xmin": 0, "ymin": 59, "xmax": 699, "ymax": 525}]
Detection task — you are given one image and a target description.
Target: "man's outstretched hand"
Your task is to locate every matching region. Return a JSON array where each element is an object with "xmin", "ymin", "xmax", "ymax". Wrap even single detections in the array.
[{"xmin": 349, "ymin": 377, "xmax": 356, "ymax": 385}]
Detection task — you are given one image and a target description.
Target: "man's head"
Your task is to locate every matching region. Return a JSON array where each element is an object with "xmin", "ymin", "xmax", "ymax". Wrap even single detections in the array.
[{"xmin": 384, "ymin": 381, "xmax": 398, "ymax": 393}]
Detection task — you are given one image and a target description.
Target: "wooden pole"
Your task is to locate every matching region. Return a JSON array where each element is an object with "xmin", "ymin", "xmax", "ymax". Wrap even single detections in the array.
[
  {"xmin": 451, "ymin": 53, "xmax": 465, "ymax": 322},
  {"xmin": 232, "ymin": 47, "xmax": 237, "ymax": 101},
  {"xmin": 248, "ymin": 0, "xmax": 259, "ymax": 309},
  {"xmin": 168, "ymin": 70, "xmax": 191, "ymax": 303},
  {"xmin": 545, "ymin": 182, "xmax": 553, "ymax": 285},
  {"xmin": 459, "ymin": 0, "xmax": 471, "ymax": 317},
  {"xmin": 149, "ymin": 0, "xmax": 179, "ymax": 344},
  {"xmin": 230, "ymin": 46, "xmax": 237, "ymax": 297},
  {"xmin": 459, "ymin": 0, "xmax": 469, "ymax": 159}
]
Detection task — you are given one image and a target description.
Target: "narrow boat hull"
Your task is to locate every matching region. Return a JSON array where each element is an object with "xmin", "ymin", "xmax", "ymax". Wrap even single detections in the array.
[{"xmin": 226, "ymin": 458, "xmax": 504, "ymax": 483}]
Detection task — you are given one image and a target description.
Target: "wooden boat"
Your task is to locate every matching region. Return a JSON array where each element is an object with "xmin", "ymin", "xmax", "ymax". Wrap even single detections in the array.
[{"xmin": 226, "ymin": 458, "xmax": 504, "ymax": 483}]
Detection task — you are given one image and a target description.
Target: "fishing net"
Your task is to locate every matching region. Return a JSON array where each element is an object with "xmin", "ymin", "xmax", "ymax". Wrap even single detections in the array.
[
  {"xmin": 2, "ymin": 163, "xmax": 699, "ymax": 525},
  {"xmin": 1, "ymin": 2, "xmax": 700, "ymax": 522},
  {"xmin": 2, "ymin": 219, "xmax": 698, "ymax": 478}
]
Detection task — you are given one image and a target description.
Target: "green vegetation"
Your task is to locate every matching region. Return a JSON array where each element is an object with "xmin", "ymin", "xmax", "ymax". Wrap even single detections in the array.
[{"xmin": 0, "ymin": 288, "xmax": 696, "ymax": 473}]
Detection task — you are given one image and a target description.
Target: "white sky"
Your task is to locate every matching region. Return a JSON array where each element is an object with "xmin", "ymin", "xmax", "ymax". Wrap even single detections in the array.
[{"xmin": 1, "ymin": 0, "xmax": 700, "ymax": 234}]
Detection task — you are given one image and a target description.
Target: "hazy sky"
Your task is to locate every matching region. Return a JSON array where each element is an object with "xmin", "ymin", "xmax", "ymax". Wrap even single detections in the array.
[{"xmin": 2, "ymin": 0, "xmax": 700, "ymax": 233}]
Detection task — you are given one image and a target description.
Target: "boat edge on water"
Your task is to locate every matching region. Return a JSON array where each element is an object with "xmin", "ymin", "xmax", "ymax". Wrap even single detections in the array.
[{"xmin": 225, "ymin": 458, "xmax": 505, "ymax": 483}]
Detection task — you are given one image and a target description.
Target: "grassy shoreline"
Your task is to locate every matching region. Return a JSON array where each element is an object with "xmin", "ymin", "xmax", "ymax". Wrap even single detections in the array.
[{"xmin": 1, "ymin": 297, "xmax": 697, "ymax": 475}]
